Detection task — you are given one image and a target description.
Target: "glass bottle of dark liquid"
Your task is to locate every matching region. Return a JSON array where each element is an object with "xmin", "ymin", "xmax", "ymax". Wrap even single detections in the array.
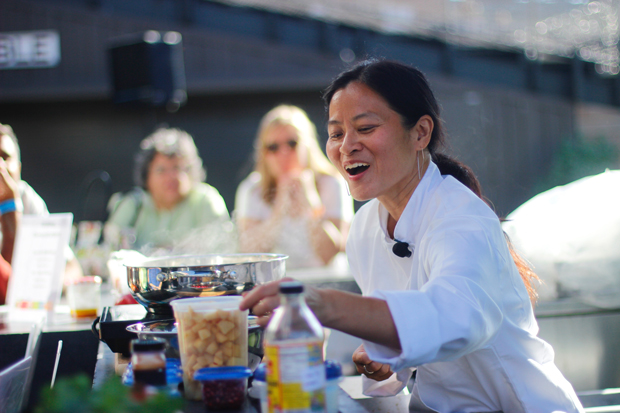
[{"xmin": 130, "ymin": 339, "xmax": 167, "ymax": 387}]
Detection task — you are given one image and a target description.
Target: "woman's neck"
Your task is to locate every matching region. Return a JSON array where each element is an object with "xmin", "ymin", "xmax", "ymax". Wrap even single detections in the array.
[{"xmin": 382, "ymin": 153, "xmax": 430, "ymax": 238}]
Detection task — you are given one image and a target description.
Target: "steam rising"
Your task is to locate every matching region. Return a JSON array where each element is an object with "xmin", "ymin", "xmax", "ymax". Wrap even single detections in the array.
[{"xmin": 138, "ymin": 220, "xmax": 239, "ymax": 258}]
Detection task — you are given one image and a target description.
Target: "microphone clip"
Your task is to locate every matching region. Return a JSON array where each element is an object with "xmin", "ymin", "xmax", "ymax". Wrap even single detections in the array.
[{"xmin": 392, "ymin": 240, "xmax": 412, "ymax": 258}]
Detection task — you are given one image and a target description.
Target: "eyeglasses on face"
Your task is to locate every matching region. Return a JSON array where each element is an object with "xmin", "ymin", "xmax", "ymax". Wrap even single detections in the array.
[
  {"xmin": 264, "ymin": 140, "xmax": 298, "ymax": 153},
  {"xmin": 152, "ymin": 165, "xmax": 191, "ymax": 176}
]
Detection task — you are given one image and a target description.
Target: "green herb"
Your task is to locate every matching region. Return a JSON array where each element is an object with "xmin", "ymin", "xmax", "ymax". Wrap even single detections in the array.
[{"xmin": 35, "ymin": 374, "xmax": 184, "ymax": 413}]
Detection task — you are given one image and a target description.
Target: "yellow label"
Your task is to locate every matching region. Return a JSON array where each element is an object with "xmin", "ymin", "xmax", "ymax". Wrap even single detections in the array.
[{"xmin": 265, "ymin": 342, "xmax": 326, "ymax": 413}]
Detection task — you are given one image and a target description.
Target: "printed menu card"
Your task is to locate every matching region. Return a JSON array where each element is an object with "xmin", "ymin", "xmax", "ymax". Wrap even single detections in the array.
[{"xmin": 6, "ymin": 213, "xmax": 73, "ymax": 321}]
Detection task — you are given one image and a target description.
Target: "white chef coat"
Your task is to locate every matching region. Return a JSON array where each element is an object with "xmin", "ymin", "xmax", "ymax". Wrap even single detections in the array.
[{"xmin": 347, "ymin": 160, "xmax": 584, "ymax": 413}]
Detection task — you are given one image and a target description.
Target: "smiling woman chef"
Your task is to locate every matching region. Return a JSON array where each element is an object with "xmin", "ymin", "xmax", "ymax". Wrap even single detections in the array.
[{"xmin": 241, "ymin": 59, "xmax": 583, "ymax": 413}]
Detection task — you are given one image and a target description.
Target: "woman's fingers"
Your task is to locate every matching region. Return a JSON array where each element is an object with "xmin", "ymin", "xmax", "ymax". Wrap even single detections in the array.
[
  {"xmin": 251, "ymin": 295, "xmax": 280, "ymax": 317},
  {"xmin": 239, "ymin": 278, "xmax": 297, "ymax": 327},
  {"xmin": 366, "ymin": 363, "xmax": 393, "ymax": 381},
  {"xmin": 352, "ymin": 343, "xmax": 393, "ymax": 381},
  {"xmin": 241, "ymin": 279, "xmax": 287, "ymax": 311}
]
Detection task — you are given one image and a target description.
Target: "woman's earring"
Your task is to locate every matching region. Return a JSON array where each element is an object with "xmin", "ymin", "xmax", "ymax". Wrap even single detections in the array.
[{"xmin": 417, "ymin": 151, "xmax": 421, "ymax": 179}]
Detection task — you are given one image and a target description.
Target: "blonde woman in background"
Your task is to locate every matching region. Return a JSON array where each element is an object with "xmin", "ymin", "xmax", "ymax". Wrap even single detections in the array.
[{"xmin": 235, "ymin": 105, "xmax": 353, "ymax": 269}]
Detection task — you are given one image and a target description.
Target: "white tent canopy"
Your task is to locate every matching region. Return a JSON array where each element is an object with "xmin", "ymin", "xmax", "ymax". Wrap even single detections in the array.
[{"xmin": 502, "ymin": 170, "xmax": 620, "ymax": 307}]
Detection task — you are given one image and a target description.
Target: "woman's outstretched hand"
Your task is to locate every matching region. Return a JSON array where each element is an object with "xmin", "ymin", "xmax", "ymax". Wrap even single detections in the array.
[
  {"xmin": 352, "ymin": 344, "xmax": 393, "ymax": 382},
  {"xmin": 240, "ymin": 278, "xmax": 324, "ymax": 328}
]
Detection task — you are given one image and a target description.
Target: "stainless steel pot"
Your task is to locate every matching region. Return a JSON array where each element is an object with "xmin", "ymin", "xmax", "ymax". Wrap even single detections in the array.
[{"xmin": 125, "ymin": 253, "xmax": 287, "ymax": 314}]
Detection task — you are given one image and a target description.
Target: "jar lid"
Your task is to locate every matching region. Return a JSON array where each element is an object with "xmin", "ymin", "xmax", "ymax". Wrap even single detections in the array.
[
  {"xmin": 325, "ymin": 359, "xmax": 342, "ymax": 379},
  {"xmin": 194, "ymin": 366, "xmax": 252, "ymax": 381},
  {"xmin": 253, "ymin": 363, "xmax": 266, "ymax": 381},
  {"xmin": 123, "ymin": 359, "xmax": 183, "ymax": 387},
  {"xmin": 279, "ymin": 281, "xmax": 303, "ymax": 294},
  {"xmin": 130, "ymin": 339, "xmax": 166, "ymax": 352}
]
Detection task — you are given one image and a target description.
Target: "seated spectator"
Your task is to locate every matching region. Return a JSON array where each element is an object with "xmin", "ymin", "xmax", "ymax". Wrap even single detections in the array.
[
  {"xmin": 0, "ymin": 123, "xmax": 82, "ymax": 289},
  {"xmin": 0, "ymin": 157, "xmax": 19, "ymax": 305},
  {"xmin": 235, "ymin": 105, "xmax": 353, "ymax": 268},
  {"xmin": 106, "ymin": 127, "xmax": 231, "ymax": 253}
]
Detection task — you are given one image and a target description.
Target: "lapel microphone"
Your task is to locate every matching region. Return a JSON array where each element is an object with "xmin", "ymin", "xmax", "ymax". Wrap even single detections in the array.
[{"xmin": 392, "ymin": 240, "xmax": 412, "ymax": 258}]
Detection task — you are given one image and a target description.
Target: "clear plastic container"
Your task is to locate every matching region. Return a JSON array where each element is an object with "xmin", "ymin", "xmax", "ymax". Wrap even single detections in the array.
[
  {"xmin": 263, "ymin": 281, "xmax": 326, "ymax": 412},
  {"xmin": 194, "ymin": 366, "xmax": 252, "ymax": 410},
  {"xmin": 66, "ymin": 276, "xmax": 101, "ymax": 318},
  {"xmin": 122, "ymin": 358, "xmax": 183, "ymax": 395},
  {"xmin": 170, "ymin": 296, "xmax": 248, "ymax": 401},
  {"xmin": 324, "ymin": 360, "xmax": 343, "ymax": 413}
]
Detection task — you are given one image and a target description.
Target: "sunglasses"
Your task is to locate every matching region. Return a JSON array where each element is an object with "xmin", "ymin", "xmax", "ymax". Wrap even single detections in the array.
[{"xmin": 264, "ymin": 140, "xmax": 298, "ymax": 153}]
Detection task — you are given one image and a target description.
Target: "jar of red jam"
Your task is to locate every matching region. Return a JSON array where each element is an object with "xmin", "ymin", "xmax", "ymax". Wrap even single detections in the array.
[
  {"xmin": 194, "ymin": 366, "xmax": 252, "ymax": 410},
  {"xmin": 130, "ymin": 339, "xmax": 167, "ymax": 387}
]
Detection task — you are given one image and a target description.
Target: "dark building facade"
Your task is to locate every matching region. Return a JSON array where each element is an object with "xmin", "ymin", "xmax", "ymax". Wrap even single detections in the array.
[{"xmin": 1, "ymin": 0, "xmax": 595, "ymax": 220}]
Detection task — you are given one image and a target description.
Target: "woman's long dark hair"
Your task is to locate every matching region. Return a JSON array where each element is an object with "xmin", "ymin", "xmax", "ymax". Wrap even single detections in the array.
[{"xmin": 323, "ymin": 59, "xmax": 539, "ymax": 304}]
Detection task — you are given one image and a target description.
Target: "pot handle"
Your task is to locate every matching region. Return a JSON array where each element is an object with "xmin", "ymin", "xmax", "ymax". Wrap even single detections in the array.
[{"xmin": 91, "ymin": 316, "xmax": 101, "ymax": 340}]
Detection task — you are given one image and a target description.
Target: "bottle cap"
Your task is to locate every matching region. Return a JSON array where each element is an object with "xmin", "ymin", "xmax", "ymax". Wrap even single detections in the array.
[
  {"xmin": 279, "ymin": 281, "xmax": 304, "ymax": 294},
  {"xmin": 130, "ymin": 339, "xmax": 166, "ymax": 352},
  {"xmin": 325, "ymin": 359, "xmax": 342, "ymax": 379},
  {"xmin": 253, "ymin": 363, "xmax": 266, "ymax": 382}
]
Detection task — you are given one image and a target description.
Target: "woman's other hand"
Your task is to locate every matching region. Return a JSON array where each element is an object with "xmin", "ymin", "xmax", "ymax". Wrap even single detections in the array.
[
  {"xmin": 353, "ymin": 344, "xmax": 394, "ymax": 381},
  {"xmin": 0, "ymin": 158, "xmax": 19, "ymax": 202},
  {"xmin": 275, "ymin": 170, "xmax": 321, "ymax": 218}
]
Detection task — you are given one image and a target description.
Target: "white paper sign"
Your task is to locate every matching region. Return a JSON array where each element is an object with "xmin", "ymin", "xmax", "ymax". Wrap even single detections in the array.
[
  {"xmin": 5, "ymin": 213, "xmax": 73, "ymax": 321},
  {"xmin": 0, "ymin": 31, "xmax": 61, "ymax": 69}
]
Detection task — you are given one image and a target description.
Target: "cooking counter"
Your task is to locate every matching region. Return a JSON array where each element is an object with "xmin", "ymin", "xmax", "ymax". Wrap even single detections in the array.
[{"xmin": 92, "ymin": 342, "xmax": 413, "ymax": 413}]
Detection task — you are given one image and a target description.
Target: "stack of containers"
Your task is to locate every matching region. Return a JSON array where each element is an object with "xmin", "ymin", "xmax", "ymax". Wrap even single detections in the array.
[{"xmin": 170, "ymin": 296, "xmax": 248, "ymax": 401}]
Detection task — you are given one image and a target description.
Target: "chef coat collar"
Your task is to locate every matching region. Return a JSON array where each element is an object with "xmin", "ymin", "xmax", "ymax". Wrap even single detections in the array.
[{"xmin": 377, "ymin": 160, "xmax": 442, "ymax": 254}]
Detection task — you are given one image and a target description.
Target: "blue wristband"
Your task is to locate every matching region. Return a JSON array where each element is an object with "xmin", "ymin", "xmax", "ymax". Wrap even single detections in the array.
[{"xmin": 0, "ymin": 199, "xmax": 17, "ymax": 215}]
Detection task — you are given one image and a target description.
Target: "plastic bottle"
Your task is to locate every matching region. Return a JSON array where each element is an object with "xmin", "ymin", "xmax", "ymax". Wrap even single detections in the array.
[
  {"xmin": 324, "ymin": 360, "xmax": 342, "ymax": 413},
  {"xmin": 263, "ymin": 281, "xmax": 326, "ymax": 413}
]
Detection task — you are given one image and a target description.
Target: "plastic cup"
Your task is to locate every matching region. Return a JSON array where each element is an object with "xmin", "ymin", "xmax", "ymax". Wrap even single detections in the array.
[
  {"xmin": 66, "ymin": 276, "xmax": 102, "ymax": 318},
  {"xmin": 194, "ymin": 366, "xmax": 251, "ymax": 410},
  {"xmin": 170, "ymin": 296, "xmax": 248, "ymax": 401}
]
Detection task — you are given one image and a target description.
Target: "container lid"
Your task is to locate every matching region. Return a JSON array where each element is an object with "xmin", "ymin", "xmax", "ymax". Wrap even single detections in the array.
[
  {"xmin": 253, "ymin": 363, "xmax": 266, "ymax": 381},
  {"xmin": 194, "ymin": 366, "xmax": 252, "ymax": 381},
  {"xmin": 325, "ymin": 360, "xmax": 342, "ymax": 379},
  {"xmin": 130, "ymin": 339, "xmax": 166, "ymax": 352},
  {"xmin": 169, "ymin": 295, "xmax": 243, "ymax": 311},
  {"xmin": 279, "ymin": 281, "xmax": 304, "ymax": 294}
]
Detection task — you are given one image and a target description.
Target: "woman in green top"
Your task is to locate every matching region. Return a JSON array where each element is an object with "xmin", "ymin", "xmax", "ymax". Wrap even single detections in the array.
[{"xmin": 105, "ymin": 128, "xmax": 231, "ymax": 254}]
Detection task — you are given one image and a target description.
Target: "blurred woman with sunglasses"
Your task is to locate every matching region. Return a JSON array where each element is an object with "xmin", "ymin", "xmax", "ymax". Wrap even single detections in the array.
[{"xmin": 235, "ymin": 104, "xmax": 353, "ymax": 268}]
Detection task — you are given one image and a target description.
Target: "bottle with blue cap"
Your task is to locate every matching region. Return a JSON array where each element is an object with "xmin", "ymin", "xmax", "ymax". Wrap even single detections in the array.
[
  {"xmin": 263, "ymin": 281, "xmax": 326, "ymax": 413},
  {"xmin": 324, "ymin": 360, "xmax": 342, "ymax": 413}
]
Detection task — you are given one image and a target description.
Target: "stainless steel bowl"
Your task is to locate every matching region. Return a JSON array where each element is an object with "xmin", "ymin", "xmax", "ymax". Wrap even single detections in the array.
[{"xmin": 125, "ymin": 253, "xmax": 287, "ymax": 314}]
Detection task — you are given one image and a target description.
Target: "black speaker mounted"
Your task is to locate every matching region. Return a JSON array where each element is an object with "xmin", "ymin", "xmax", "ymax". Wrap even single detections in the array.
[{"xmin": 108, "ymin": 31, "xmax": 187, "ymax": 111}]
